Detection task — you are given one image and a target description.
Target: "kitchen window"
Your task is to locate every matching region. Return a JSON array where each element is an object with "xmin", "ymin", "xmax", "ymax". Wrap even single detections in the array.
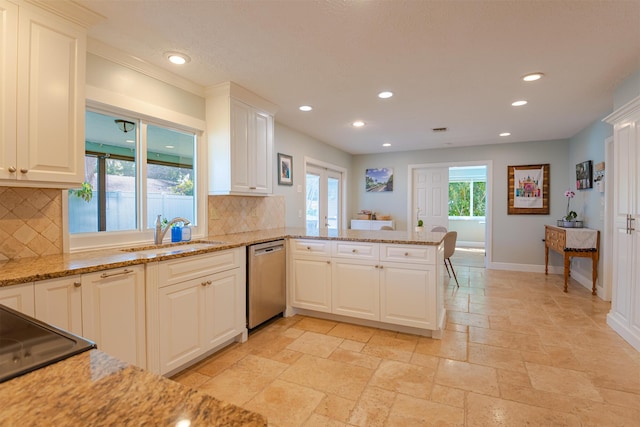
[{"xmin": 67, "ymin": 109, "xmax": 201, "ymax": 250}]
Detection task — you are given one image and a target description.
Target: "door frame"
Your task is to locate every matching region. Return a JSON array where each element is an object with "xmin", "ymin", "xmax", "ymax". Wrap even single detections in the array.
[
  {"xmin": 602, "ymin": 136, "xmax": 614, "ymax": 301},
  {"xmin": 408, "ymin": 160, "xmax": 493, "ymax": 268},
  {"xmin": 304, "ymin": 156, "xmax": 348, "ymax": 230}
]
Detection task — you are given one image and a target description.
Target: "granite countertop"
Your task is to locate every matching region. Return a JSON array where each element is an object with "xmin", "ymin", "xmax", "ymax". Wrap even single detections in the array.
[
  {"xmin": 0, "ymin": 227, "xmax": 445, "ymax": 287},
  {"xmin": 0, "ymin": 349, "xmax": 266, "ymax": 426}
]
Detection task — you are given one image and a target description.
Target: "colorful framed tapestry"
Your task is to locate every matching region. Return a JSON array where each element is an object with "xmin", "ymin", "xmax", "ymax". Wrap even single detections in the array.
[{"xmin": 508, "ymin": 163, "xmax": 550, "ymax": 215}]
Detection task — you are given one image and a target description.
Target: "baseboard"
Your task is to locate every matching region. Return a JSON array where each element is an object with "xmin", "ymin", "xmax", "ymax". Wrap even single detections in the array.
[
  {"xmin": 457, "ymin": 241, "xmax": 485, "ymax": 249},
  {"xmin": 488, "ymin": 262, "xmax": 561, "ymax": 273}
]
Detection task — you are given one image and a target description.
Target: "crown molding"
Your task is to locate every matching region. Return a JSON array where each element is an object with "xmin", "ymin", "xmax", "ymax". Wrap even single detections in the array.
[
  {"xmin": 25, "ymin": 0, "xmax": 105, "ymax": 28},
  {"xmin": 88, "ymin": 38, "xmax": 206, "ymax": 98}
]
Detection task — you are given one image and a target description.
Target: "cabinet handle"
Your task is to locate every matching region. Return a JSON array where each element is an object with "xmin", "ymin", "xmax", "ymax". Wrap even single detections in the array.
[
  {"xmin": 306, "ymin": 246, "xmax": 311, "ymax": 250},
  {"xmin": 375, "ymin": 265, "xmax": 379, "ymax": 269},
  {"xmin": 352, "ymin": 249, "xmax": 357, "ymax": 253},
  {"xmin": 404, "ymin": 252, "xmax": 409, "ymax": 256},
  {"xmin": 100, "ymin": 268, "xmax": 133, "ymax": 279},
  {"xmin": 379, "ymin": 265, "xmax": 384, "ymax": 269},
  {"xmin": 201, "ymin": 281, "xmax": 208, "ymax": 287},
  {"xmin": 73, "ymin": 281, "xmax": 81, "ymax": 288},
  {"xmin": 20, "ymin": 168, "xmax": 28, "ymax": 174},
  {"xmin": 326, "ymin": 260, "xmax": 330, "ymax": 264},
  {"xmin": 8, "ymin": 166, "xmax": 16, "ymax": 173},
  {"xmin": 249, "ymin": 186, "xmax": 257, "ymax": 190},
  {"xmin": 630, "ymin": 216, "xmax": 636, "ymax": 233},
  {"xmin": 207, "ymin": 280, "xmax": 212, "ymax": 285}
]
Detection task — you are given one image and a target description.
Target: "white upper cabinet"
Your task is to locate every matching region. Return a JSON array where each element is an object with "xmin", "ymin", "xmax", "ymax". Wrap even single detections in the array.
[
  {"xmin": 0, "ymin": 0, "xmax": 86, "ymax": 188},
  {"xmin": 206, "ymin": 82, "xmax": 276, "ymax": 196}
]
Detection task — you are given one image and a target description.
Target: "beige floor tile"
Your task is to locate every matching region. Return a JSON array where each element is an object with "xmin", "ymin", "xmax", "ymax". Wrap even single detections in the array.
[
  {"xmin": 192, "ymin": 345, "xmax": 248, "ymax": 377},
  {"xmin": 348, "ymin": 386, "xmax": 396, "ymax": 427},
  {"xmin": 361, "ymin": 343, "xmax": 414, "ymax": 362},
  {"xmin": 367, "ymin": 334, "xmax": 418, "ymax": 352},
  {"xmin": 329, "ymin": 348, "xmax": 381, "ymax": 369},
  {"xmin": 170, "ymin": 369, "xmax": 210, "ymax": 388},
  {"xmin": 467, "ymin": 342, "xmax": 526, "ymax": 372},
  {"xmin": 408, "ymin": 351, "xmax": 440, "ymax": 369},
  {"xmin": 292, "ymin": 317, "xmax": 338, "ymax": 334},
  {"xmin": 414, "ymin": 332, "xmax": 468, "ymax": 361},
  {"xmin": 466, "ymin": 392, "xmax": 581, "ymax": 426},
  {"xmin": 327, "ymin": 322, "xmax": 376, "ymax": 342},
  {"xmin": 280, "ymin": 354, "xmax": 373, "ymax": 400},
  {"xmin": 313, "ymin": 393, "xmax": 356, "ymax": 423},
  {"xmin": 339, "ymin": 339, "xmax": 365, "ymax": 352},
  {"xmin": 469, "ymin": 326, "xmax": 544, "ymax": 352},
  {"xmin": 525, "ymin": 362, "xmax": 603, "ymax": 401},
  {"xmin": 286, "ymin": 331, "xmax": 343, "ymax": 358},
  {"xmin": 446, "ymin": 322, "xmax": 468, "ymax": 333},
  {"xmin": 244, "ymin": 379, "xmax": 324, "ymax": 427},
  {"xmin": 598, "ymin": 386, "xmax": 640, "ymax": 410},
  {"xmin": 430, "ymin": 384, "xmax": 466, "ymax": 408},
  {"xmin": 435, "ymin": 359, "xmax": 499, "ymax": 397},
  {"xmin": 386, "ymin": 393, "xmax": 465, "ymax": 426},
  {"xmin": 303, "ymin": 414, "xmax": 349, "ymax": 427},
  {"xmin": 369, "ymin": 360, "xmax": 435, "ymax": 399},
  {"xmin": 197, "ymin": 354, "xmax": 289, "ymax": 406}
]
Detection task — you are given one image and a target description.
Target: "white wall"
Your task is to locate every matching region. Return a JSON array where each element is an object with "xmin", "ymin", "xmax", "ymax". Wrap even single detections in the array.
[
  {"xmin": 351, "ymin": 140, "xmax": 570, "ymax": 266},
  {"xmin": 272, "ymin": 123, "xmax": 353, "ymax": 227}
]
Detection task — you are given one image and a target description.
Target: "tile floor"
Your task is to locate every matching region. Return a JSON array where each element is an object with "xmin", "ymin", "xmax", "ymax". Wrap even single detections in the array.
[{"xmin": 172, "ymin": 263, "xmax": 640, "ymax": 426}]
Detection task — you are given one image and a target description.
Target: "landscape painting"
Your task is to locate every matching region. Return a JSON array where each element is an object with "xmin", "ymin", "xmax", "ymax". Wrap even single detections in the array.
[{"xmin": 365, "ymin": 168, "xmax": 394, "ymax": 192}]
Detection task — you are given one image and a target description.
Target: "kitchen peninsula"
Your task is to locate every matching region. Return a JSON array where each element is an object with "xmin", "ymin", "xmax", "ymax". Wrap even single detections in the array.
[{"xmin": 0, "ymin": 227, "xmax": 446, "ymax": 424}]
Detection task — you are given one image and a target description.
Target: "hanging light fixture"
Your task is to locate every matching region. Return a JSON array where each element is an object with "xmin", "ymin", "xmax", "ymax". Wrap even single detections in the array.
[{"xmin": 115, "ymin": 119, "xmax": 135, "ymax": 133}]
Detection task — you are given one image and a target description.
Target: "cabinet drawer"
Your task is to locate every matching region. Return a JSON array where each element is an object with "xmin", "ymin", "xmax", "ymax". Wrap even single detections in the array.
[
  {"xmin": 290, "ymin": 239, "xmax": 331, "ymax": 256},
  {"xmin": 158, "ymin": 249, "xmax": 242, "ymax": 287},
  {"xmin": 545, "ymin": 227, "xmax": 565, "ymax": 251},
  {"xmin": 331, "ymin": 241, "xmax": 379, "ymax": 260},
  {"xmin": 380, "ymin": 244, "xmax": 436, "ymax": 264}
]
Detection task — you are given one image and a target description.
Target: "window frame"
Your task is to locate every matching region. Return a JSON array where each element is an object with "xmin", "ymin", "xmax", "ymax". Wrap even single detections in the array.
[
  {"xmin": 448, "ymin": 179, "xmax": 487, "ymax": 220},
  {"xmin": 65, "ymin": 103, "xmax": 207, "ymax": 252}
]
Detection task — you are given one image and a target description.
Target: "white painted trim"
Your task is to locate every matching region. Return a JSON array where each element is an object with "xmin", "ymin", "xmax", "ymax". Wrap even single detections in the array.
[
  {"xmin": 87, "ymin": 39, "xmax": 205, "ymax": 97},
  {"xmin": 603, "ymin": 95, "xmax": 640, "ymax": 124},
  {"xmin": 488, "ymin": 262, "xmax": 563, "ymax": 274},
  {"xmin": 607, "ymin": 313, "xmax": 640, "ymax": 352},
  {"xmin": 408, "ymin": 160, "xmax": 492, "ymax": 269},
  {"xmin": 602, "ymin": 136, "xmax": 614, "ymax": 301},
  {"xmin": 457, "ymin": 241, "xmax": 485, "ymax": 248},
  {"xmin": 304, "ymin": 156, "xmax": 348, "ymax": 230}
]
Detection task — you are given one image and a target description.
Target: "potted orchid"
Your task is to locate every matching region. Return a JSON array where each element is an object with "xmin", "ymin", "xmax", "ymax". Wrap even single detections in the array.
[{"xmin": 559, "ymin": 189, "xmax": 582, "ymax": 227}]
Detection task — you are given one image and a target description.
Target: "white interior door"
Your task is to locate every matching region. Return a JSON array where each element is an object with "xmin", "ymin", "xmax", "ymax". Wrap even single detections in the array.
[
  {"xmin": 413, "ymin": 167, "xmax": 449, "ymax": 230},
  {"xmin": 306, "ymin": 164, "xmax": 342, "ymax": 231}
]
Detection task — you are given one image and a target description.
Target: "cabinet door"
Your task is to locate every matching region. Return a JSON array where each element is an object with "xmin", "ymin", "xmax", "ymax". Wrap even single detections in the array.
[
  {"xmin": 158, "ymin": 277, "xmax": 205, "ymax": 374},
  {"xmin": 0, "ymin": 282, "xmax": 34, "ymax": 316},
  {"xmin": 34, "ymin": 275, "xmax": 82, "ymax": 336},
  {"xmin": 15, "ymin": 5, "xmax": 85, "ymax": 185},
  {"xmin": 0, "ymin": 0, "xmax": 17, "ymax": 180},
  {"xmin": 230, "ymin": 98, "xmax": 252, "ymax": 193},
  {"xmin": 331, "ymin": 259, "xmax": 380, "ymax": 320},
  {"xmin": 203, "ymin": 268, "xmax": 244, "ymax": 349},
  {"xmin": 379, "ymin": 261, "xmax": 437, "ymax": 329},
  {"xmin": 291, "ymin": 256, "xmax": 332, "ymax": 312},
  {"xmin": 82, "ymin": 265, "xmax": 146, "ymax": 368},
  {"xmin": 251, "ymin": 109, "xmax": 273, "ymax": 193}
]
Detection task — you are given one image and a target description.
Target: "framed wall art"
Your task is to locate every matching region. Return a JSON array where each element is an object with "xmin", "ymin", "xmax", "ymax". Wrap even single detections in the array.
[
  {"xmin": 365, "ymin": 168, "xmax": 394, "ymax": 192},
  {"xmin": 575, "ymin": 160, "xmax": 592, "ymax": 189},
  {"xmin": 507, "ymin": 163, "xmax": 550, "ymax": 215},
  {"xmin": 277, "ymin": 153, "xmax": 293, "ymax": 186}
]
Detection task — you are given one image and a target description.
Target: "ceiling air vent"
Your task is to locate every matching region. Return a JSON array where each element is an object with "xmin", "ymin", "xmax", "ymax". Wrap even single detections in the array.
[{"xmin": 432, "ymin": 127, "xmax": 448, "ymax": 132}]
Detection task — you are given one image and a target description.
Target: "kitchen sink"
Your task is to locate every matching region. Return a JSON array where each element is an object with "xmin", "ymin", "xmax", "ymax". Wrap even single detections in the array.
[{"xmin": 120, "ymin": 240, "xmax": 228, "ymax": 257}]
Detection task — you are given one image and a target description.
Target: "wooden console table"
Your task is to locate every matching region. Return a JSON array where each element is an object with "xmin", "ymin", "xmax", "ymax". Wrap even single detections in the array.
[{"xmin": 544, "ymin": 225, "xmax": 599, "ymax": 294}]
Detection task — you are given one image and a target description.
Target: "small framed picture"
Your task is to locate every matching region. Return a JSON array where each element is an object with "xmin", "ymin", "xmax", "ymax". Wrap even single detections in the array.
[
  {"xmin": 576, "ymin": 160, "xmax": 593, "ymax": 190},
  {"xmin": 277, "ymin": 153, "xmax": 293, "ymax": 186}
]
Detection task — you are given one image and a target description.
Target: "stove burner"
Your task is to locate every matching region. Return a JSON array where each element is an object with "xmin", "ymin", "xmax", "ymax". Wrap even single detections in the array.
[{"xmin": 0, "ymin": 304, "xmax": 96, "ymax": 383}]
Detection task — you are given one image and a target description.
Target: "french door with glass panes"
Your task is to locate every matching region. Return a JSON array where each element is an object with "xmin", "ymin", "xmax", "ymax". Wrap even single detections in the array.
[{"xmin": 306, "ymin": 165, "xmax": 341, "ymax": 231}]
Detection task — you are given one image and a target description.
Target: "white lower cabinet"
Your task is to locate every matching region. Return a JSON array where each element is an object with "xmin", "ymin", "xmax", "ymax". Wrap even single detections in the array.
[
  {"xmin": 331, "ymin": 258, "xmax": 380, "ymax": 321},
  {"xmin": 148, "ymin": 248, "xmax": 246, "ymax": 375},
  {"xmin": 289, "ymin": 239, "xmax": 444, "ymax": 335},
  {"xmin": 379, "ymin": 262, "xmax": 437, "ymax": 329},
  {"xmin": 34, "ymin": 275, "xmax": 82, "ymax": 336},
  {"xmin": 82, "ymin": 265, "xmax": 146, "ymax": 368},
  {"xmin": 0, "ymin": 282, "xmax": 34, "ymax": 315}
]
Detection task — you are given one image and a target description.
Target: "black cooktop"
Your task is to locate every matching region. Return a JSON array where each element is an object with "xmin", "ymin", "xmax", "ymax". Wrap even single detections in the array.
[{"xmin": 0, "ymin": 304, "xmax": 96, "ymax": 383}]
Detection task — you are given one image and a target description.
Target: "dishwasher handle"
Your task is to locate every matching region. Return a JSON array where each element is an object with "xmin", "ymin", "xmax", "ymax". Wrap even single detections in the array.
[{"xmin": 254, "ymin": 244, "xmax": 284, "ymax": 256}]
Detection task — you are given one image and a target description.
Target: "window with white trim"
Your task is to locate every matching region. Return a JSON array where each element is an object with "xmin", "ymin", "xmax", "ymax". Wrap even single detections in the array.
[{"xmin": 448, "ymin": 166, "xmax": 486, "ymax": 218}]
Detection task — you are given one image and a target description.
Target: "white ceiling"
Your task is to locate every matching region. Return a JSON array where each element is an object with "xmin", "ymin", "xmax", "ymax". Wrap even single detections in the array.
[{"xmin": 76, "ymin": 0, "xmax": 640, "ymax": 155}]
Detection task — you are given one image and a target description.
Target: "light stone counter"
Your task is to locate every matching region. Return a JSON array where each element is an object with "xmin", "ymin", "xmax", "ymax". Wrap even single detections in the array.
[
  {"xmin": 0, "ymin": 350, "xmax": 266, "ymax": 426},
  {"xmin": 0, "ymin": 227, "xmax": 444, "ymax": 287}
]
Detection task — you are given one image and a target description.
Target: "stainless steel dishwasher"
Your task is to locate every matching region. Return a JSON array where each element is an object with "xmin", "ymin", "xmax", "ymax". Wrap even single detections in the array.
[{"xmin": 247, "ymin": 240, "xmax": 286, "ymax": 329}]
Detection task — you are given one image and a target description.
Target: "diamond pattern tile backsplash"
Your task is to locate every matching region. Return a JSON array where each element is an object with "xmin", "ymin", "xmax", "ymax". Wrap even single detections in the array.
[
  {"xmin": 208, "ymin": 195, "xmax": 285, "ymax": 235},
  {"xmin": 0, "ymin": 187, "xmax": 63, "ymax": 261}
]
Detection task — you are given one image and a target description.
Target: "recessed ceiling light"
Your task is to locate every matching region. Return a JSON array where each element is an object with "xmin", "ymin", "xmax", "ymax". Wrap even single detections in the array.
[
  {"xmin": 378, "ymin": 91, "xmax": 393, "ymax": 99},
  {"xmin": 299, "ymin": 105, "xmax": 313, "ymax": 112},
  {"xmin": 522, "ymin": 72, "xmax": 544, "ymax": 82},
  {"xmin": 352, "ymin": 121, "xmax": 365, "ymax": 127},
  {"xmin": 165, "ymin": 52, "xmax": 190, "ymax": 65},
  {"xmin": 165, "ymin": 145, "xmax": 175, "ymax": 149},
  {"xmin": 499, "ymin": 132, "xmax": 511, "ymax": 137},
  {"xmin": 382, "ymin": 143, "xmax": 391, "ymax": 147},
  {"xmin": 512, "ymin": 100, "xmax": 528, "ymax": 107}
]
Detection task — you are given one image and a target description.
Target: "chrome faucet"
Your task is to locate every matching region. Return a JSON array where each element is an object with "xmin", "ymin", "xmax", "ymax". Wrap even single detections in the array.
[{"xmin": 154, "ymin": 215, "xmax": 191, "ymax": 245}]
